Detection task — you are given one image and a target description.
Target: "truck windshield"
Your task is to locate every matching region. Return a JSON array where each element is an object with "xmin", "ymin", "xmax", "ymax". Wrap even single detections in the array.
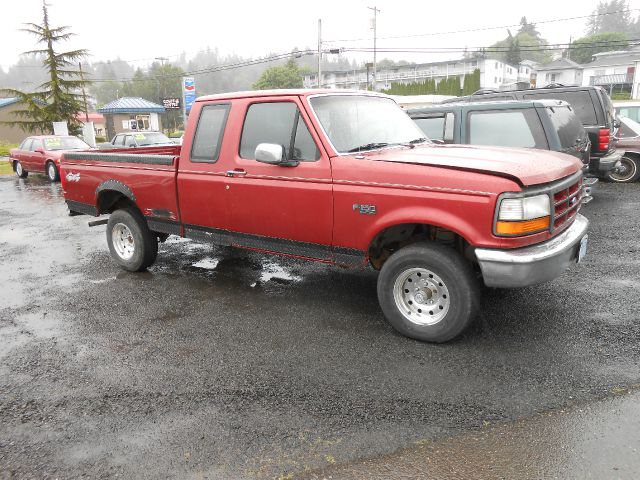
[{"xmin": 309, "ymin": 95, "xmax": 427, "ymax": 153}]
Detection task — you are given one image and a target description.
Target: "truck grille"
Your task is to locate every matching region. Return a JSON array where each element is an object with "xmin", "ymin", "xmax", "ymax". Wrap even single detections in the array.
[{"xmin": 551, "ymin": 176, "xmax": 583, "ymax": 233}]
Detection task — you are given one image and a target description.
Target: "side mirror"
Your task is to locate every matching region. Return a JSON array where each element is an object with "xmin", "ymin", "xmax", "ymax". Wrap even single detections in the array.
[
  {"xmin": 34, "ymin": 148, "xmax": 45, "ymax": 154},
  {"xmin": 255, "ymin": 143, "xmax": 298, "ymax": 167}
]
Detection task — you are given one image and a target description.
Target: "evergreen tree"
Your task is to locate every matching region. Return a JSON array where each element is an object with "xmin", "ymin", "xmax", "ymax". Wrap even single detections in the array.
[
  {"xmin": 587, "ymin": 0, "xmax": 633, "ymax": 35},
  {"xmin": 518, "ymin": 17, "xmax": 541, "ymax": 39},
  {"xmin": 0, "ymin": 1, "xmax": 89, "ymax": 134}
]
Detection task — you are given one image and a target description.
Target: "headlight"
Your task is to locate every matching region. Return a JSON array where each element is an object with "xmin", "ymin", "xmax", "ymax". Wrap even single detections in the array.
[{"xmin": 496, "ymin": 194, "xmax": 551, "ymax": 236}]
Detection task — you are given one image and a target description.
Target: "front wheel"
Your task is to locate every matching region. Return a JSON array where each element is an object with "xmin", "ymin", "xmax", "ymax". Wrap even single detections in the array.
[
  {"xmin": 377, "ymin": 242, "xmax": 480, "ymax": 343},
  {"xmin": 106, "ymin": 208, "xmax": 158, "ymax": 271},
  {"xmin": 46, "ymin": 161, "xmax": 60, "ymax": 182},
  {"xmin": 15, "ymin": 161, "xmax": 28, "ymax": 179},
  {"xmin": 606, "ymin": 155, "xmax": 640, "ymax": 183}
]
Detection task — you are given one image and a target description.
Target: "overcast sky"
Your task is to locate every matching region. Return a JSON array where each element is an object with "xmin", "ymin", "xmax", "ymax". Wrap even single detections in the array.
[{"xmin": 2, "ymin": 0, "xmax": 640, "ymax": 70}]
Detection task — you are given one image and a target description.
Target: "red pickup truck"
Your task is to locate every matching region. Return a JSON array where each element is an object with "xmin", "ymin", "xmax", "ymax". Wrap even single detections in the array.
[{"xmin": 60, "ymin": 89, "xmax": 589, "ymax": 342}]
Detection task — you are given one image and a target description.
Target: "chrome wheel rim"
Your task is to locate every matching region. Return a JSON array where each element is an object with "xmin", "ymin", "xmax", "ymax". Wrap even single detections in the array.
[
  {"xmin": 393, "ymin": 267, "xmax": 450, "ymax": 326},
  {"xmin": 15, "ymin": 162, "xmax": 22, "ymax": 176},
  {"xmin": 47, "ymin": 163, "xmax": 56, "ymax": 180},
  {"xmin": 609, "ymin": 157, "xmax": 637, "ymax": 182},
  {"xmin": 112, "ymin": 223, "xmax": 135, "ymax": 260}
]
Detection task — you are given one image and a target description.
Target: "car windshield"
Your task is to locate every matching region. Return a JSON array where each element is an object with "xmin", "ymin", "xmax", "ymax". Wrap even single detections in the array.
[
  {"xmin": 134, "ymin": 132, "xmax": 173, "ymax": 146},
  {"xmin": 44, "ymin": 136, "xmax": 90, "ymax": 151},
  {"xmin": 309, "ymin": 95, "xmax": 427, "ymax": 153}
]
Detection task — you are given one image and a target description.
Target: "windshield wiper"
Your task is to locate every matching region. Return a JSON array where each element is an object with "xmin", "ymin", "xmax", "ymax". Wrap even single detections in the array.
[
  {"xmin": 408, "ymin": 137, "xmax": 427, "ymax": 144},
  {"xmin": 347, "ymin": 142, "xmax": 390, "ymax": 153}
]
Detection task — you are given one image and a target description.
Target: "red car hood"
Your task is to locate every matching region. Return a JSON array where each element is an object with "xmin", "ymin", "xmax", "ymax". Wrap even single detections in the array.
[{"xmin": 362, "ymin": 144, "xmax": 582, "ymax": 187}]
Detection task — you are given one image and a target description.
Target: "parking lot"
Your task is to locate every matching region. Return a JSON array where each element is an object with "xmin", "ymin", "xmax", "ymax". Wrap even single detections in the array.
[{"xmin": 0, "ymin": 175, "xmax": 639, "ymax": 479}]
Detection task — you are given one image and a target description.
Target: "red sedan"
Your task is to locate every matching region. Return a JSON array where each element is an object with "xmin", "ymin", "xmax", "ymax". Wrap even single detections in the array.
[{"xmin": 9, "ymin": 135, "xmax": 91, "ymax": 182}]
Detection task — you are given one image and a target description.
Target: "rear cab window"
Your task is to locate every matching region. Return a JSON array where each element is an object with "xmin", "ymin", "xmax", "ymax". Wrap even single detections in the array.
[
  {"xmin": 190, "ymin": 103, "xmax": 231, "ymax": 163},
  {"xmin": 240, "ymin": 102, "xmax": 319, "ymax": 161},
  {"xmin": 467, "ymin": 109, "xmax": 548, "ymax": 149}
]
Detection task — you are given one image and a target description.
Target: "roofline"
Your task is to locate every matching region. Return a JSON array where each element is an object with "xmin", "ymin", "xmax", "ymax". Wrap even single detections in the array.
[{"xmin": 195, "ymin": 88, "xmax": 389, "ymax": 102}]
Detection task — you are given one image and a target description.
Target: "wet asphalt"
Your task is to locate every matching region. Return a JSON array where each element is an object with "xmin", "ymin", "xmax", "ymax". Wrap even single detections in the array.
[{"xmin": 0, "ymin": 173, "xmax": 639, "ymax": 479}]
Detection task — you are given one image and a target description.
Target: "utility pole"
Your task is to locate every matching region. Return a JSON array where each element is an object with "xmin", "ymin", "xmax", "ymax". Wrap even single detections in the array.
[
  {"xmin": 318, "ymin": 19, "xmax": 322, "ymax": 88},
  {"xmin": 78, "ymin": 62, "xmax": 89, "ymax": 122},
  {"xmin": 367, "ymin": 6, "xmax": 380, "ymax": 91}
]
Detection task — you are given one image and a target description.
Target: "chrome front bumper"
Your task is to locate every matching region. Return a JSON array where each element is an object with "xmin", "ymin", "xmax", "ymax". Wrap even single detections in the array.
[{"xmin": 475, "ymin": 214, "xmax": 589, "ymax": 288}]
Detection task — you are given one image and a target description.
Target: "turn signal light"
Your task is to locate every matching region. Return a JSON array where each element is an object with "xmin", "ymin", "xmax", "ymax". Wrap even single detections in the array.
[{"xmin": 495, "ymin": 216, "xmax": 550, "ymax": 235}]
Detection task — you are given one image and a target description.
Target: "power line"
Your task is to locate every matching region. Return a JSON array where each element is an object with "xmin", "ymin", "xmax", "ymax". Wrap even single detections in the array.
[
  {"xmin": 87, "ymin": 50, "xmax": 315, "ymax": 83},
  {"xmin": 323, "ymin": 8, "xmax": 640, "ymax": 44}
]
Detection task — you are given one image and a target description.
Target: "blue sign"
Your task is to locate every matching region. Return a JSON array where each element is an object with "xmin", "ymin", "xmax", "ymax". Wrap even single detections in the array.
[
  {"xmin": 184, "ymin": 93, "xmax": 196, "ymax": 113},
  {"xmin": 182, "ymin": 76, "xmax": 196, "ymax": 114}
]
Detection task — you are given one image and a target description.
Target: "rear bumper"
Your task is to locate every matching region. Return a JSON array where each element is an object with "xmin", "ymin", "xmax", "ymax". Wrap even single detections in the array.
[
  {"xmin": 475, "ymin": 214, "xmax": 589, "ymax": 288},
  {"xmin": 591, "ymin": 149, "xmax": 623, "ymax": 174}
]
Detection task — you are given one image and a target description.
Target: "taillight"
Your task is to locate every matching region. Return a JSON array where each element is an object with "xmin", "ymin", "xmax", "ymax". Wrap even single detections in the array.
[{"xmin": 598, "ymin": 128, "xmax": 610, "ymax": 151}]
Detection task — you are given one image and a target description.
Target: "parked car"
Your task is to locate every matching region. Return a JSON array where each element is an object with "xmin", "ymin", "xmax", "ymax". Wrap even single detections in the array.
[
  {"xmin": 60, "ymin": 90, "xmax": 588, "ymax": 343},
  {"xmin": 408, "ymin": 99, "xmax": 596, "ymax": 196},
  {"xmin": 613, "ymin": 100, "xmax": 640, "ymax": 123},
  {"xmin": 97, "ymin": 131, "xmax": 175, "ymax": 149},
  {"xmin": 608, "ymin": 115, "xmax": 640, "ymax": 183},
  {"xmin": 440, "ymin": 85, "xmax": 621, "ymax": 178},
  {"xmin": 9, "ymin": 135, "xmax": 91, "ymax": 182}
]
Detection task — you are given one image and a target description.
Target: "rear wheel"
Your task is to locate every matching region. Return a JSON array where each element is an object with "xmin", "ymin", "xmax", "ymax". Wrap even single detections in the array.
[
  {"xmin": 106, "ymin": 208, "xmax": 158, "ymax": 271},
  {"xmin": 377, "ymin": 242, "xmax": 480, "ymax": 343},
  {"xmin": 606, "ymin": 155, "xmax": 640, "ymax": 183},
  {"xmin": 46, "ymin": 161, "xmax": 60, "ymax": 182},
  {"xmin": 14, "ymin": 161, "xmax": 28, "ymax": 178}
]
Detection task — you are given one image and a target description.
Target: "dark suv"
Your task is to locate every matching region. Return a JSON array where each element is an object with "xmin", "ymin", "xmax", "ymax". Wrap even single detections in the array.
[
  {"xmin": 439, "ymin": 85, "xmax": 621, "ymax": 177},
  {"xmin": 408, "ymin": 99, "xmax": 596, "ymax": 195}
]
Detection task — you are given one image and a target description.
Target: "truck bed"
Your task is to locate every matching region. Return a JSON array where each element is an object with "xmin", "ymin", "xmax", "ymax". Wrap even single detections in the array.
[{"xmin": 61, "ymin": 146, "xmax": 182, "ymax": 231}]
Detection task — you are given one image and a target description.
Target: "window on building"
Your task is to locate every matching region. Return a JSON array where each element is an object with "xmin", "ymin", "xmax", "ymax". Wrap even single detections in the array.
[
  {"xmin": 240, "ymin": 102, "xmax": 319, "ymax": 161},
  {"xmin": 495, "ymin": 62, "xmax": 499, "ymax": 68},
  {"xmin": 191, "ymin": 103, "xmax": 231, "ymax": 163}
]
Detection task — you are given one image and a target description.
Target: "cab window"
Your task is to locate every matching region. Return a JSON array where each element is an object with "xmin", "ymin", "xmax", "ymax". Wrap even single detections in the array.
[
  {"xmin": 190, "ymin": 103, "xmax": 231, "ymax": 163},
  {"xmin": 240, "ymin": 102, "xmax": 320, "ymax": 161}
]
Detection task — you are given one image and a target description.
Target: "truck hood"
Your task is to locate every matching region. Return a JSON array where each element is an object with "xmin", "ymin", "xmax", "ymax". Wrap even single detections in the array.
[{"xmin": 363, "ymin": 144, "xmax": 582, "ymax": 187}]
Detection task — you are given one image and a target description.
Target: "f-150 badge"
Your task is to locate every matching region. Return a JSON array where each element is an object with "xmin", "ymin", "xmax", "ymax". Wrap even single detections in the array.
[
  {"xmin": 65, "ymin": 172, "xmax": 80, "ymax": 182},
  {"xmin": 353, "ymin": 203, "xmax": 377, "ymax": 215}
]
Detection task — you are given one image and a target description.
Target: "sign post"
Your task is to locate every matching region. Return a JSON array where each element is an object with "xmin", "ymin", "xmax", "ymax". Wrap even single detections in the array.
[{"xmin": 182, "ymin": 77, "xmax": 196, "ymax": 130}]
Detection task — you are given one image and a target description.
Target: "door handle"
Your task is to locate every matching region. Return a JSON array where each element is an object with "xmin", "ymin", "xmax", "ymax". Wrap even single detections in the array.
[{"xmin": 226, "ymin": 169, "xmax": 247, "ymax": 177}]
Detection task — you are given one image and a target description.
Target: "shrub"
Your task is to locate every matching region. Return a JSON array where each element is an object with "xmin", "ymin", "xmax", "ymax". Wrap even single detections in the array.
[
  {"xmin": 0, "ymin": 142, "xmax": 18, "ymax": 157},
  {"xmin": 94, "ymin": 136, "xmax": 106, "ymax": 143},
  {"xmin": 167, "ymin": 131, "xmax": 183, "ymax": 138}
]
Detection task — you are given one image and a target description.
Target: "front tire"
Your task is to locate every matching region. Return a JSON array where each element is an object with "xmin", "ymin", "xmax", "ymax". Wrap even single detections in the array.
[
  {"xmin": 377, "ymin": 242, "xmax": 480, "ymax": 343},
  {"xmin": 15, "ymin": 161, "xmax": 28, "ymax": 178},
  {"xmin": 606, "ymin": 155, "xmax": 640, "ymax": 183},
  {"xmin": 106, "ymin": 208, "xmax": 158, "ymax": 272},
  {"xmin": 46, "ymin": 161, "xmax": 60, "ymax": 182}
]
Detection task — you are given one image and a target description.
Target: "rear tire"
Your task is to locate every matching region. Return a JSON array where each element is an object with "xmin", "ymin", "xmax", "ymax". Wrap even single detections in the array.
[
  {"xmin": 106, "ymin": 208, "xmax": 158, "ymax": 271},
  {"xmin": 46, "ymin": 161, "xmax": 60, "ymax": 182},
  {"xmin": 606, "ymin": 155, "xmax": 640, "ymax": 183},
  {"xmin": 15, "ymin": 161, "xmax": 28, "ymax": 178},
  {"xmin": 377, "ymin": 242, "xmax": 480, "ymax": 343}
]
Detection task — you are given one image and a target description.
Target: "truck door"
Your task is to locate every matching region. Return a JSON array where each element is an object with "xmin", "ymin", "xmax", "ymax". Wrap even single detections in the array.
[
  {"xmin": 177, "ymin": 102, "xmax": 234, "ymax": 240},
  {"xmin": 224, "ymin": 97, "xmax": 334, "ymax": 261}
]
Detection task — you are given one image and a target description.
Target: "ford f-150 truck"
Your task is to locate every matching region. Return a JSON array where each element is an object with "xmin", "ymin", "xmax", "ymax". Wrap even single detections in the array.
[{"xmin": 60, "ymin": 90, "xmax": 589, "ymax": 343}]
